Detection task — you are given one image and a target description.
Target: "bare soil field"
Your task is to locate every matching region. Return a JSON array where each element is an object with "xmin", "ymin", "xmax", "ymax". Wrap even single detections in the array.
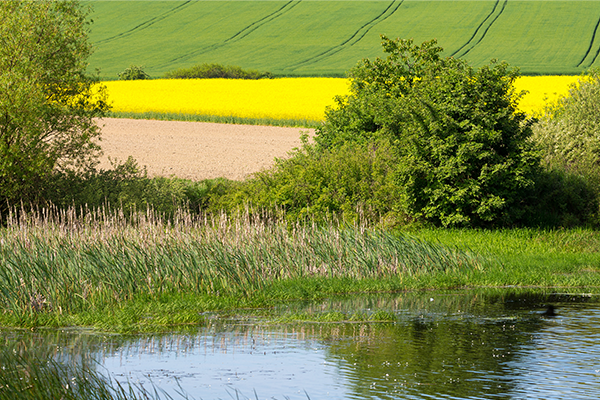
[{"xmin": 96, "ymin": 118, "xmax": 313, "ymax": 181}]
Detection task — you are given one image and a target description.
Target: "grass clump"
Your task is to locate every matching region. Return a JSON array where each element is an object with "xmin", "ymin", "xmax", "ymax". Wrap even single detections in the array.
[{"xmin": 164, "ymin": 63, "xmax": 272, "ymax": 80}]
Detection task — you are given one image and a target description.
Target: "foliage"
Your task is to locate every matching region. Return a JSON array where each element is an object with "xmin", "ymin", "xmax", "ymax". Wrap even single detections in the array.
[
  {"xmin": 117, "ymin": 64, "xmax": 150, "ymax": 80},
  {"xmin": 531, "ymin": 69, "xmax": 600, "ymax": 177},
  {"xmin": 212, "ymin": 137, "xmax": 405, "ymax": 225},
  {"xmin": 524, "ymin": 169, "xmax": 599, "ymax": 227},
  {"xmin": 42, "ymin": 157, "xmax": 232, "ymax": 216},
  {"xmin": 164, "ymin": 63, "xmax": 272, "ymax": 79},
  {"xmin": 317, "ymin": 36, "xmax": 540, "ymax": 227},
  {"xmin": 0, "ymin": 0, "xmax": 109, "ymax": 210},
  {"xmin": 528, "ymin": 69, "xmax": 600, "ymax": 227}
]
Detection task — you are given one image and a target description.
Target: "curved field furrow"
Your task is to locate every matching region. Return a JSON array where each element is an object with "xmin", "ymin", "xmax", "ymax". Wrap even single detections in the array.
[
  {"xmin": 94, "ymin": 1, "xmax": 193, "ymax": 45},
  {"xmin": 453, "ymin": 0, "xmax": 507, "ymax": 59},
  {"xmin": 451, "ymin": 0, "xmax": 499, "ymax": 58},
  {"xmin": 287, "ymin": 0, "xmax": 404, "ymax": 72},
  {"xmin": 166, "ymin": 0, "xmax": 303, "ymax": 66},
  {"xmin": 589, "ymin": 40, "xmax": 600, "ymax": 68},
  {"xmin": 86, "ymin": 1, "xmax": 600, "ymax": 77},
  {"xmin": 579, "ymin": 15, "xmax": 600, "ymax": 67}
]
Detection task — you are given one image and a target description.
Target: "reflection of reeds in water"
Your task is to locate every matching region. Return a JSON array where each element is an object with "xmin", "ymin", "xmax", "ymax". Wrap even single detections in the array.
[
  {"xmin": 0, "ymin": 345, "xmax": 165, "ymax": 400},
  {"xmin": 0, "ymin": 206, "xmax": 483, "ymax": 317}
]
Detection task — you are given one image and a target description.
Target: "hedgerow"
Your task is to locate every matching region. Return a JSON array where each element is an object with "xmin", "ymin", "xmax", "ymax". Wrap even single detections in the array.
[{"xmin": 163, "ymin": 63, "xmax": 272, "ymax": 80}]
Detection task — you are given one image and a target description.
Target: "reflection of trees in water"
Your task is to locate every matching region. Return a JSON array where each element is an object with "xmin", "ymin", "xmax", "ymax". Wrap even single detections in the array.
[
  {"xmin": 1, "ymin": 290, "xmax": 597, "ymax": 399},
  {"xmin": 314, "ymin": 291, "xmax": 578, "ymax": 400}
]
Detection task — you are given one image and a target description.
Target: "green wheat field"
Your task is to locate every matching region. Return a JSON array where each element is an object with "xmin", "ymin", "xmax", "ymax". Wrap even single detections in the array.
[{"xmin": 85, "ymin": 0, "xmax": 600, "ymax": 78}]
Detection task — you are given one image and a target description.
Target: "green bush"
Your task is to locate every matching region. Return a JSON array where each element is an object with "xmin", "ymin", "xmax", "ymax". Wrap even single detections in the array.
[
  {"xmin": 118, "ymin": 64, "xmax": 150, "ymax": 80},
  {"xmin": 41, "ymin": 157, "xmax": 233, "ymax": 217},
  {"xmin": 524, "ymin": 169, "xmax": 599, "ymax": 227},
  {"xmin": 317, "ymin": 36, "xmax": 540, "ymax": 227},
  {"xmin": 212, "ymin": 137, "xmax": 405, "ymax": 225},
  {"xmin": 164, "ymin": 63, "xmax": 272, "ymax": 79}
]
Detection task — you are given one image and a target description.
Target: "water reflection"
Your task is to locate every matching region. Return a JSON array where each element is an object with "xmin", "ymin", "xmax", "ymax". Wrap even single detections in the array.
[{"xmin": 2, "ymin": 290, "xmax": 600, "ymax": 399}]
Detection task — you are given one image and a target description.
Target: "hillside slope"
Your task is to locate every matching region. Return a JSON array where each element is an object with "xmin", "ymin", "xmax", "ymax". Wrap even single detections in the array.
[{"xmin": 85, "ymin": 1, "xmax": 600, "ymax": 78}]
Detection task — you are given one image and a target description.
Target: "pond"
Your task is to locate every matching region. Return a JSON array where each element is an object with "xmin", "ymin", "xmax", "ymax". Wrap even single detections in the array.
[{"xmin": 2, "ymin": 290, "xmax": 600, "ymax": 399}]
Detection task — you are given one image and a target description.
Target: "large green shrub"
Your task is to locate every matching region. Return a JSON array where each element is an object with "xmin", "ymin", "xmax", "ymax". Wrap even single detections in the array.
[
  {"xmin": 164, "ymin": 63, "xmax": 272, "ymax": 79},
  {"xmin": 317, "ymin": 36, "xmax": 540, "ymax": 227}
]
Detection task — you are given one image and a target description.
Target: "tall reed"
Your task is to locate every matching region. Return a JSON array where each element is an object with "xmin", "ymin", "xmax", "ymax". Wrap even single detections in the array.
[{"xmin": 0, "ymin": 206, "xmax": 482, "ymax": 318}]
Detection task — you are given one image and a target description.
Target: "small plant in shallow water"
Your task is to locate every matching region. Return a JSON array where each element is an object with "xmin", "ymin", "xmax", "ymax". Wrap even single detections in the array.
[
  {"xmin": 0, "ymin": 346, "xmax": 169, "ymax": 400},
  {"xmin": 368, "ymin": 310, "xmax": 397, "ymax": 322}
]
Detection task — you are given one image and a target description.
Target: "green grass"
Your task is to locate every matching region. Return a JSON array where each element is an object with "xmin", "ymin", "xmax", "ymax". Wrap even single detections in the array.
[
  {"xmin": 1, "ymin": 207, "xmax": 599, "ymax": 333},
  {"xmin": 85, "ymin": 1, "xmax": 600, "ymax": 78},
  {"xmin": 0, "ymin": 345, "xmax": 163, "ymax": 400},
  {"xmin": 409, "ymin": 228, "xmax": 600, "ymax": 288}
]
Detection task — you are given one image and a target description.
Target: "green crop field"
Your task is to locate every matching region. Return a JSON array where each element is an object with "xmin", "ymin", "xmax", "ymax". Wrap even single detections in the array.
[{"xmin": 85, "ymin": 1, "xmax": 600, "ymax": 78}]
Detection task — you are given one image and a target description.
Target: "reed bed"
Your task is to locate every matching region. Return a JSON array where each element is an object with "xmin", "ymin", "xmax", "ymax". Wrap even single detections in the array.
[{"xmin": 0, "ymin": 207, "xmax": 482, "ymax": 319}]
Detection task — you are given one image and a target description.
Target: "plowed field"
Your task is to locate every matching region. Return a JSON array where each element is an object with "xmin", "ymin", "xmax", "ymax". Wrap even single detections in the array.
[{"xmin": 96, "ymin": 118, "xmax": 313, "ymax": 181}]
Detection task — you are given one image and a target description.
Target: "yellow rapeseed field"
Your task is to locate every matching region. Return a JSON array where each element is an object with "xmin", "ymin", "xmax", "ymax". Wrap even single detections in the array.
[
  {"xmin": 103, "ymin": 78, "xmax": 350, "ymax": 122},
  {"xmin": 103, "ymin": 76, "xmax": 580, "ymax": 122},
  {"xmin": 514, "ymin": 75, "xmax": 579, "ymax": 116}
]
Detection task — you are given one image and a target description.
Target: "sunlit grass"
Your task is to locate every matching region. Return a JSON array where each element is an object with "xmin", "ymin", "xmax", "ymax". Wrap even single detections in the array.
[{"xmin": 0, "ymin": 206, "xmax": 480, "ymax": 331}]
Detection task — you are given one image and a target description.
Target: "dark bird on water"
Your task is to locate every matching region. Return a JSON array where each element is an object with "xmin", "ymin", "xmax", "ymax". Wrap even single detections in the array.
[{"xmin": 542, "ymin": 305, "xmax": 557, "ymax": 317}]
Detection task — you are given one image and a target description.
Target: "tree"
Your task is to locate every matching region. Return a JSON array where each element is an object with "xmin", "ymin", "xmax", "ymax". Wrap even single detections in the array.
[
  {"xmin": 317, "ymin": 36, "xmax": 540, "ymax": 227},
  {"xmin": 0, "ymin": 0, "xmax": 109, "ymax": 208}
]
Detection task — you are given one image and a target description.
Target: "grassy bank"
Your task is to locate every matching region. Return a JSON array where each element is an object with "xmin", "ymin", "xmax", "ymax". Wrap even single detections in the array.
[
  {"xmin": 0, "ymin": 208, "xmax": 599, "ymax": 333},
  {"xmin": 411, "ymin": 228, "xmax": 600, "ymax": 288}
]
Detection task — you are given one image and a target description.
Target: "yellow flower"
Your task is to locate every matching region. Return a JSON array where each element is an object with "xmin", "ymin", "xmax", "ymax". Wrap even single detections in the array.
[
  {"xmin": 102, "ymin": 76, "xmax": 578, "ymax": 122},
  {"xmin": 514, "ymin": 76, "xmax": 579, "ymax": 116},
  {"xmin": 103, "ymin": 78, "xmax": 350, "ymax": 122}
]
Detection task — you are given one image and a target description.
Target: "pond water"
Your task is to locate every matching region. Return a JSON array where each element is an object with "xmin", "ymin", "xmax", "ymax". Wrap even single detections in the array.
[{"xmin": 3, "ymin": 290, "xmax": 600, "ymax": 399}]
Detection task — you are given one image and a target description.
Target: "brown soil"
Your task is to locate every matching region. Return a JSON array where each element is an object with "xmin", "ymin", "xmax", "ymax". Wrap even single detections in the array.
[{"xmin": 96, "ymin": 118, "xmax": 313, "ymax": 181}]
